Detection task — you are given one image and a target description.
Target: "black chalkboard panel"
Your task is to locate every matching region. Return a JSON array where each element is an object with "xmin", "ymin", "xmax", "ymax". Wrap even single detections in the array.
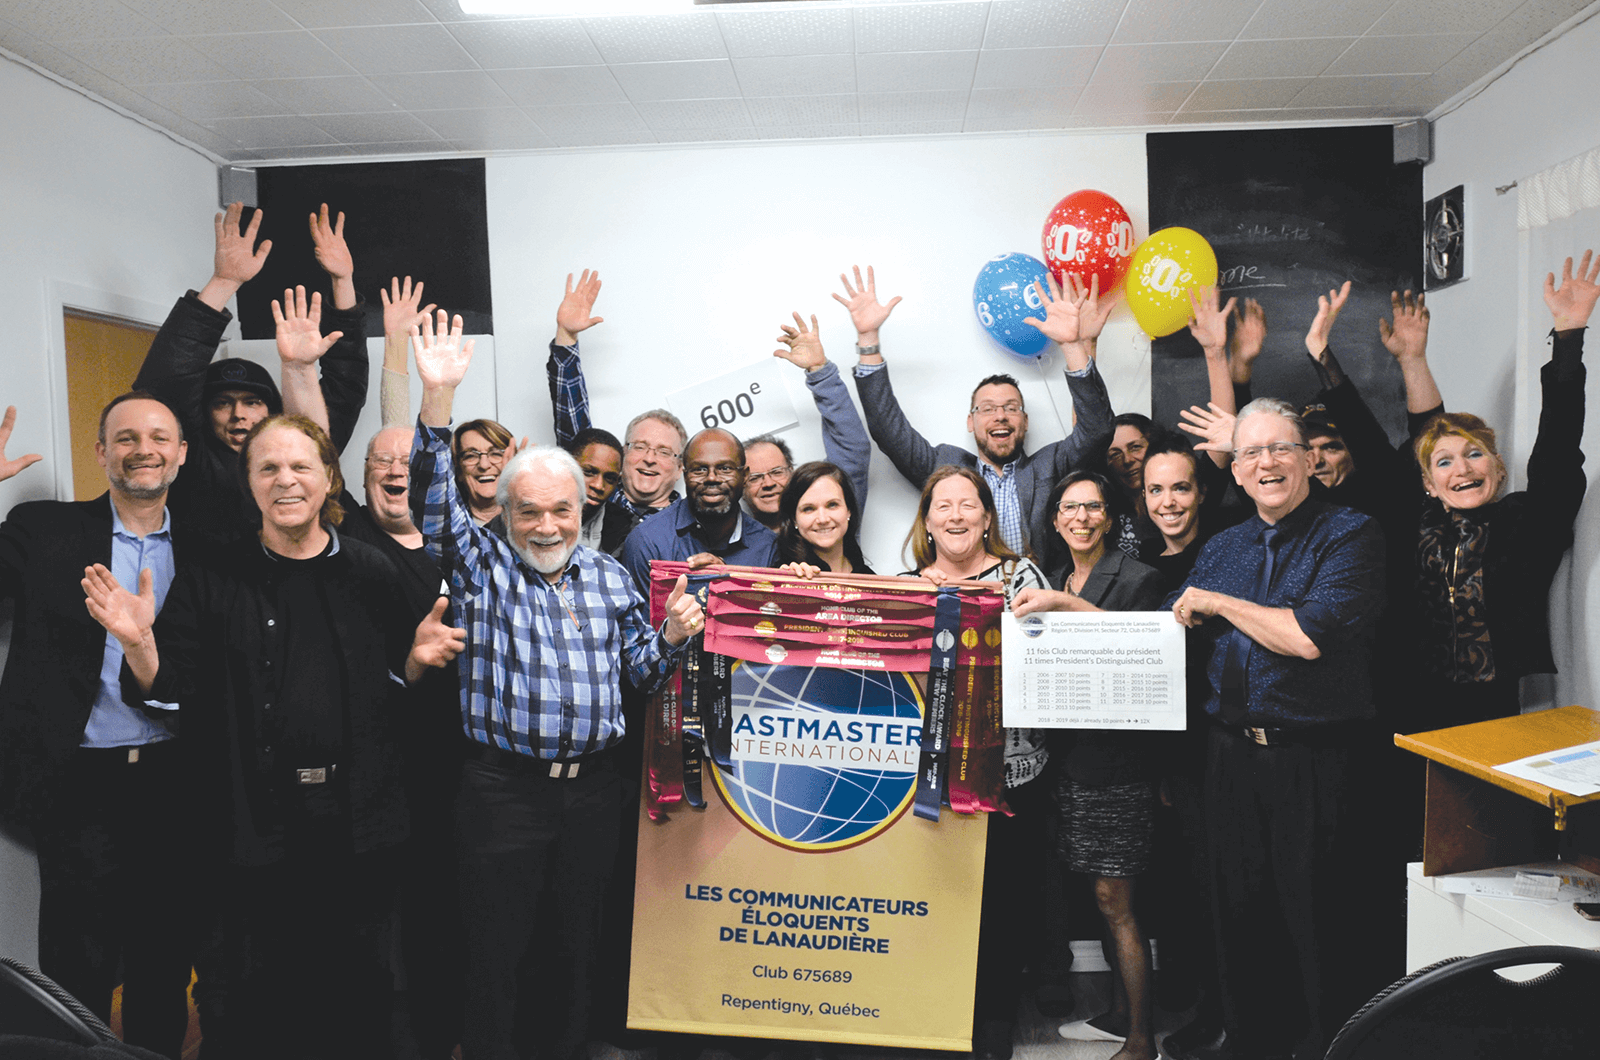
[
  {"xmin": 238, "ymin": 158, "xmax": 493, "ymax": 340},
  {"xmin": 1147, "ymin": 127, "xmax": 1421, "ymax": 443}
]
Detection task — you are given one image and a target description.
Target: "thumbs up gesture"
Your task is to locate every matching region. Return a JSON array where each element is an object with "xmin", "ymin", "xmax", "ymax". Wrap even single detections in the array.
[
  {"xmin": 663, "ymin": 574, "xmax": 705, "ymax": 647},
  {"xmin": 407, "ymin": 596, "xmax": 468, "ymax": 682}
]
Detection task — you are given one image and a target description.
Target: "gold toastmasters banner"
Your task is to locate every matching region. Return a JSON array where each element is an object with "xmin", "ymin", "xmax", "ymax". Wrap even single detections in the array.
[{"xmin": 629, "ymin": 564, "xmax": 1007, "ymax": 1050}]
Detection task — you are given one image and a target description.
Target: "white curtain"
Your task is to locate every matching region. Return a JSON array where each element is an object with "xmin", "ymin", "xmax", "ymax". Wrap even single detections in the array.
[{"xmin": 1517, "ymin": 143, "xmax": 1600, "ymax": 713}]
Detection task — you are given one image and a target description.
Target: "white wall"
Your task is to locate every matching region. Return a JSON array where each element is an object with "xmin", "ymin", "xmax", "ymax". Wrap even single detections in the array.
[
  {"xmin": 486, "ymin": 134, "xmax": 1149, "ymax": 571},
  {"xmin": 0, "ymin": 57, "xmax": 219, "ymax": 965},
  {"xmin": 1426, "ymin": 13, "xmax": 1600, "ymax": 715}
]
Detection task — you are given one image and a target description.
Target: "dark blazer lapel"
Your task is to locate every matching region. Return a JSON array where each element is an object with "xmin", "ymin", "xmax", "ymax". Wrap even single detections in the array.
[{"xmin": 1079, "ymin": 550, "xmax": 1122, "ymax": 608}]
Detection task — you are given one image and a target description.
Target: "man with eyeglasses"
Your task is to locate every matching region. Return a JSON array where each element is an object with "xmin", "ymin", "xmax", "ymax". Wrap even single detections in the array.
[
  {"xmin": 836, "ymin": 264, "xmax": 1113, "ymax": 556},
  {"xmin": 619, "ymin": 427, "xmax": 779, "ymax": 591},
  {"xmin": 1165, "ymin": 398, "xmax": 1384, "ymax": 1060}
]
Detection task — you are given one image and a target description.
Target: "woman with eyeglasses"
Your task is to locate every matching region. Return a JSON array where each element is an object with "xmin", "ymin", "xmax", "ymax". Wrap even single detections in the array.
[
  {"xmin": 1013, "ymin": 471, "xmax": 1164, "ymax": 1060},
  {"xmin": 776, "ymin": 461, "xmax": 873, "ymax": 575},
  {"xmin": 900, "ymin": 465, "xmax": 1048, "ymax": 1060},
  {"xmin": 452, "ymin": 418, "xmax": 515, "ymax": 527}
]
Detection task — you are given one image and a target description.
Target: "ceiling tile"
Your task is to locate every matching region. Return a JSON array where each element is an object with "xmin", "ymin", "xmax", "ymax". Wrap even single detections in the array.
[
  {"xmin": 1240, "ymin": 0, "xmax": 1394, "ymax": 40},
  {"xmin": 652, "ymin": 127, "xmax": 760, "ymax": 143},
  {"xmin": 344, "ymin": 139, "xmax": 456, "ymax": 155},
  {"xmin": 316, "ymin": 24, "xmax": 477, "ymax": 74},
  {"xmin": 492, "ymin": 66, "xmax": 626, "ymax": 106},
  {"xmin": 368, "ymin": 70, "xmax": 515, "ymax": 109},
  {"xmin": 732, "ymin": 54, "xmax": 856, "ymax": 96},
  {"xmin": 1289, "ymin": 73, "xmax": 1427, "ymax": 107},
  {"xmin": 55, "ymin": 36, "xmax": 233, "ymax": 84},
  {"xmin": 1166, "ymin": 108, "xmax": 1282, "ymax": 126},
  {"xmin": 252, "ymin": 145, "xmax": 357, "ymax": 160},
  {"xmin": 857, "ymin": 90, "xmax": 969, "ymax": 123},
  {"xmin": 547, "ymin": 128, "xmax": 658, "ymax": 149},
  {"xmin": 524, "ymin": 101, "xmax": 651, "ymax": 139},
  {"xmin": 1110, "ymin": 0, "xmax": 1261, "ymax": 45},
  {"xmin": 185, "ymin": 31, "xmax": 356, "ymax": 80},
  {"xmin": 715, "ymin": 7, "xmax": 853, "ymax": 58},
  {"xmin": 1209, "ymin": 37, "xmax": 1356, "ymax": 79},
  {"xmin": 765, "ymin": 124, "xmax": 860, "ymax": 140},
  {"xmin": 122, "ymin": 0, "xmax": 298, "ymax": 34},
  {"xmin": 420, "ymin": 106, "xmax": 540, "ymax": 140},
  {"xmin": 611, "ymin": 59, "xmax": 741, "ymax": 101},
  {"xmin": 982, "ymin": 0, "xmax": 1123, "ymax": 49},
  {"xmin": 1266, "ymin": 107, "xmax": 1400, "ymax": 123},
  {"xmin": 964, "ymin": 85, "xmax": 1081, "ymax": 120},
  {"xmin": 1088, "ymin": 41, "xmax": 1229, "ymax": 84},
  {"xmin": 138, "ymin": 80, "xmax": 288, "ymax": 121},
  {"xmin": 312, "ymin": 111, "xmax": 443, "ymax": 143},
  {"xmin": 859, "ymin": 119, "xmax": 966, "ymax": 137},
  {"xmin": 0, "ymin": 31, "xmax": 126, "ymax": 94},
  {"xmin": 447, "ymin": 125, "xmax": 557, "ymax": 151},
  {"xmin": 855, "ymin": 50, "xmax": 979, "ymax": 93},
  {"xmin": 583, "ymin": 12, "xmax": 727, "ymax": 64},
  {"xmin": 1325, "ymin": 33, "xmax": 1479, "ymax": 75},
  {"xmin": 1369, "ymin": 0, "xmax": 1523, "ymax": 36},
  {"xmin": 444, "ymin": 17, "xmax": 603, "ymax": 69},
  {"xmin": 964, "ymin": 111, "xmax": 1077, "ymax": 132},
  {"xmin": 1075, "ymin": 79, "xmax": 1198, "ymax": 113},
  {"xmin": 3, "ymin": 0, "xmax": 167, "ymax": 41},
  {"xmin": 745, "ymin": 94, "xmax": 859, "ymax": 127},
  {"xmin": 853, "ymin": 1, "xmax": 989, "ymax": 54},
  {"xmin": 206, "ymin": 114, "xmax": 339, "ymax": 148},
  {"xmin": 1181, "ymin": 77, "xmax": 1314, "ymax": 111},
  {"xmin": 973, "ymin": 46, "xmax": 1101, "ymax": 89},
  {"xmin": 271, "ymin": 0, "xmax": 438, "ymax": 30},
  {"xmin": 635, "ymin": 98, "xmax": 752, "ymax": 130},
  {"xmin": 254, "ymin": 76, "xmax": 397, "ymax": 115}
]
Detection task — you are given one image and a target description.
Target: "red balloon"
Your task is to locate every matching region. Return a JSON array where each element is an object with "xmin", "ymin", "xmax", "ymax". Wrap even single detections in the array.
[{"xmin": 1040, "ymin": 189, "xmax": 1136, "ymax": 295}]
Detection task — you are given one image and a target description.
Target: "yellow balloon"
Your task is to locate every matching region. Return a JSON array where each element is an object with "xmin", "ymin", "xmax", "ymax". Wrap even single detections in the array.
[{"xmin": 1124, "ymin": 227, "xmax": 1219, "ymax": 337}]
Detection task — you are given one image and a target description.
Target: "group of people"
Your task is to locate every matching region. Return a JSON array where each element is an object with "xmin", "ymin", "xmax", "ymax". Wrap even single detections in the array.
[{"xmin": 0, "ymin": 198, "xmax": 1593, "ymax": 1060}]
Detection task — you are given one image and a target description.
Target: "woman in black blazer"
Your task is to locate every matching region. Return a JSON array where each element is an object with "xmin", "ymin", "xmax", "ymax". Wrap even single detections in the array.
[{"xmin": 1015, "ymin": 470, "xmax": 1164, "ymax": 1060}]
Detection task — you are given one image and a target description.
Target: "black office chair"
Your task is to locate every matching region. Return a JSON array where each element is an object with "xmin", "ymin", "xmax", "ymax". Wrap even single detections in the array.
[
  {"xmin": 0, "ymin": 957, "xmax": 165, "ymax": 1059},
  {"xmin": 1324, "ymin": 944, "xmax": 1600, "ymax": 1059}
]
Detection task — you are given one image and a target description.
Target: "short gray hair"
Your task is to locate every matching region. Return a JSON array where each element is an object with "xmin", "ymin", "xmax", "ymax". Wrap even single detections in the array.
[
  {"xmin": 1234, "ymin": 397, "xmax": 1307, "ymax": 449},
  {"xmin": 496, "ymin": 445, "xmax": 586, "ymax": 511},
  {"xmin": 625, "ymin": 409, "xmax": 687, "ymax": 451}
]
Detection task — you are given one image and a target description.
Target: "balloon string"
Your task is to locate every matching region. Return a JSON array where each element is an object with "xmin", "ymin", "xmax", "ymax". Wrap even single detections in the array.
[{"xmin": 1035, "ymin": 352, "xmax": 1071, "ymax": 440}]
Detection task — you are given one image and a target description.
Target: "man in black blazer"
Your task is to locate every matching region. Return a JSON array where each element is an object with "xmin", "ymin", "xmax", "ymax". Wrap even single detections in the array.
[
  {"xmin": 0, "ymin": 394, "xmax": 193, "ymax": 1059},
  {"xmin": 836, "ymin": 264, "xmax": 1117, "ymax": 557}
]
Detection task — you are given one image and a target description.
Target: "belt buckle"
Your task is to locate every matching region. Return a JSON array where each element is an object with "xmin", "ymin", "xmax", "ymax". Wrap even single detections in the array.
[
  {"xmin": 296, "ymin": 767, "xmax": 328, "ymax": 785},
  {"xmin": 1245, "ymin": 727, "xmax": 1270, "ymax": 746}
]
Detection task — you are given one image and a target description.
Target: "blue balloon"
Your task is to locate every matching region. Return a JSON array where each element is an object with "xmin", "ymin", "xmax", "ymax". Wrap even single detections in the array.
[{"xmin": 973, "ymin": 252, "xmax": 1051, "ymax": 358}]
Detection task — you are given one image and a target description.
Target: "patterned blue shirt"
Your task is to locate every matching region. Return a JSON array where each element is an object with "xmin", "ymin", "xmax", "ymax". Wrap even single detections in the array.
[
  {"xmin": 546, "ymin": 339, "xmax": 587, "ymax": 448},
  {"xmin": 416, "ymin": 422, "xmax": 686, "ymax": 759},
  {"xmin": 979, "ymin": 458, "xmax": 1023, "ymax": 556},
  {"xmin": 1167, "ymin": 498, "xmax": 1385, "ymax": 727},
  {"xmin": 83, "ymin": 503, "xmax": 176, "ymax": 748}
]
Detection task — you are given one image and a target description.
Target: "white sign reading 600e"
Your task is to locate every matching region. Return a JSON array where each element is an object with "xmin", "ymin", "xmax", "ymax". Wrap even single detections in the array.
[{"xmin": 667, "ymin": 359, "xmax": 801, "ymax": 440}]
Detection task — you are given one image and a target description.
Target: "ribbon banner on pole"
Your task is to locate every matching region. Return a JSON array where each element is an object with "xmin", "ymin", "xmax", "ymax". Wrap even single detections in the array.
[{"xmin": 631, "ymin": 562, "xmax": 1007, "ymax": 1050}]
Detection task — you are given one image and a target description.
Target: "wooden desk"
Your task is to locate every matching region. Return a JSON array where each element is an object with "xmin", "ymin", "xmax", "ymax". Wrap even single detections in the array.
[{"xmin": 1395, "ymin": 705, "xmax": 1600, "ymax": 876}]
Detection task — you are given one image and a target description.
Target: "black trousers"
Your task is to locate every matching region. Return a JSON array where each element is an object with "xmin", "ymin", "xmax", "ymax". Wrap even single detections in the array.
[
  {"xmin": 33, "ymin": 741, "xmax": 193, "ymax": 1059},
  {"xmin": 456, "ymin": 754, "xmax": 622, "ymax": 1060},
  {"xmin": 972, "ymin": 773, "xmax": 1051, "ymax": 1030},
  {"xmin": 1205, "ymin": 726, "xmax": 1374, "ymax": 1060}
]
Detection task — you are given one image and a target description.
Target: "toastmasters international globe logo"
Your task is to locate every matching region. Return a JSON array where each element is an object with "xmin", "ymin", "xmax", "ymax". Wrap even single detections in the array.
[{"xmin": 712, "ymin": 663, "xmax": 925, "ymax": 852}]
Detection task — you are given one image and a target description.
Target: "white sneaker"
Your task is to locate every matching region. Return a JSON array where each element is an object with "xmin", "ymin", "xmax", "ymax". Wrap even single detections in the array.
[{"xmin": 1057, "ymin": 1017, "xmax": 1127, "ymax": 1043}]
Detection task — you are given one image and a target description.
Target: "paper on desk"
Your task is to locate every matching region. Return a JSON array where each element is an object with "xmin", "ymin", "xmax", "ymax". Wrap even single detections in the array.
[
  {"xmin": 1492, "ymin": 739, "xmax": 1600, "ymax": 796},
  {"xmin": 1432, "ymin": 860, "xmax": 1600, "ymax": 904}
]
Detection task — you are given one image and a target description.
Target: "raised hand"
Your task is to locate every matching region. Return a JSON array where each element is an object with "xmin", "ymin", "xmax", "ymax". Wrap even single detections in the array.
[
  {"xmin": 407, "ymin": 597, "xmax": 467, "ymax": 682},
  {"xmin": 773, "ymin": 312, "xmax": 825, "ymax": 371},
  {"xmin": 663, "ymin": 573, "xmax": 707, "ymax": 646},
  {"xmin": 309, "ymin": 203, "xmax": 352, "ymax": 282},
  {"xmin": 412, "ymin": 309, "xmax": 475, "ymax": 391},
  {"xmin": 1378, "ymin": 289, "xmax": 1431, "ymax": 364},
  {"xmin": 1544, "ymin": 249, "xmax": 1600, "ymax": 331},
  {"xmin": 832, "ymin": 265, "xmax": 901, "ymax": 344},
  {"xmin": 1231, "ymin": 298, "xmax": 1266, "ymax": 366},
  {"xmin": 82, "ymin": 564, "xmax": 155, "ymax": 647},
  {"xmin": 555, "ymin": 269, "xmax": 604, "ymax": 345},
  {"xmin": 0, "ymin": 406, "xmax": 42, "ymax": 483},
  {"xmin": 273, "ymin": 286, "xmax": 343, "ymax": 366},
  {"xmin": 381, "ymin": 276, "xmax": 435, "ymax": 339},
  {"xmin": 1186, "ymin": 285, "xmax": 1237, "ymax": 352},
  {"xmin": 213, "ymin": 202, "xmax": 271, "ymax": 286},
  {"xmin": 1025, "ymin": 272, "xmax": 1113, "ymax": 347},
  {"xmin": 1304, "ymin": 281, "xmax": 1351, "ymax": 358},
  {"xmin": 1067, "ymin": 271, "xmax": 1114, "ymax": 342},
  {"xmin": 1178, "ymin": 402, "xmax": 1236, "ymax": 454}
]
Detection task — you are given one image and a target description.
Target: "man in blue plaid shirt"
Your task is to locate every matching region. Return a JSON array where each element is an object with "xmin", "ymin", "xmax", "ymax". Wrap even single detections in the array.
[{"xmin": 412, "ymin": 310, "xmax": 704, "ymax": 1060}]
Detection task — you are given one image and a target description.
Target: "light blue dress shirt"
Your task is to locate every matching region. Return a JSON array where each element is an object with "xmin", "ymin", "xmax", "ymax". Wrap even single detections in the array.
[{"xmin": 81, "ymin": 503, "xmax": 176, "ymax": 748}]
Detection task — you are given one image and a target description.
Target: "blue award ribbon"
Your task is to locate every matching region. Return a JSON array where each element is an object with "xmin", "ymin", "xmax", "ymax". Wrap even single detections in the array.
[{"xmin": 914, "ymin": 588, "xmax": 962, "ymax": 821}]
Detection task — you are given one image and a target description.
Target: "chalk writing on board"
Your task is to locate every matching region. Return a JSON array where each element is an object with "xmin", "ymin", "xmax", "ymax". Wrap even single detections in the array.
[
  {"xmin": 1213, "ymin": 223, "xmax": 1317, "ymax": 246},
  {"xmin": 1217, "ymin": 264, "xmax": 1288, "ymax": 292}
]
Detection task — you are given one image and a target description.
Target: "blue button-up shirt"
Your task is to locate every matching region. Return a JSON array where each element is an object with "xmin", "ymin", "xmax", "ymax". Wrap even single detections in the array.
[
  {"xmin": 979, "ymin": 458, "xmax": 1023, "ymax": 556},
  {"xmin": 618, "ymin": 496, "xmax": 779, "ymax": 593},
  {"xmin": 1168, "ymin": 498, "xmax": 1385, "ymax": 727},
  {"xmin": 82, "ymin": 503, "xmax": 176, "ymax": 748},
  {"xmin": 416, "ymin": 423, "xmax": 685, "ymax": 759}
]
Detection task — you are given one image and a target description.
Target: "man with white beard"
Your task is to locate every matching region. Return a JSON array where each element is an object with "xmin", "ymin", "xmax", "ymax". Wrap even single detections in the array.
[{"xmin": 409, "ymin": 310, "xmax": 704, "ymax": 1060}]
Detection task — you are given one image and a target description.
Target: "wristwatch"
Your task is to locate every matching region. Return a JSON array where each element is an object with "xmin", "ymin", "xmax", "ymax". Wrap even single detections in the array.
[{"xmin": 856, "ymin": 344, "xmax": 881, "ymax": 356}]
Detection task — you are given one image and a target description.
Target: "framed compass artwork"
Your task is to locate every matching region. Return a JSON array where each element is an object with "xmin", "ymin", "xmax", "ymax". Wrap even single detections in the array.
[{"xmin": 1424, "ymin": 185, "xmax": 1466, "ymax": 290}]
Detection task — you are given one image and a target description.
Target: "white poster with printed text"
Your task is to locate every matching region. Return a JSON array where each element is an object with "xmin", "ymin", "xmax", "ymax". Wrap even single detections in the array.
[{"xmin": 1001, "ymin": 612, "xmax": 1186, "ymax": 730}]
